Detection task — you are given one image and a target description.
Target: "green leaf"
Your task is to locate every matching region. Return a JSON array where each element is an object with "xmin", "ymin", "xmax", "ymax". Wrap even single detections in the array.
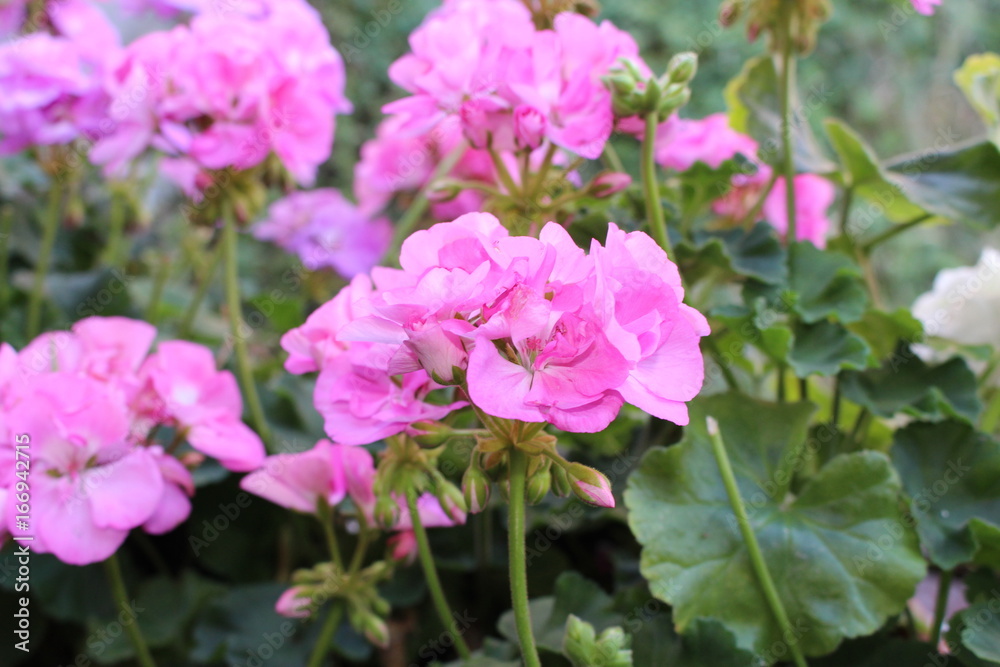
[
  {"xmin": 841, "ymin": 350, "xmax": 982, "ymax": 423},
  {"xmin": 971, "ymin": 519, "xmax": 1000, "ymax": 568},
  {"xmin": 680, "ymin": 222, "xmax": 789, "ymax": 285},
  {"xmin": 724, "ymin": 57, "xmax": 835, "ymax": 173},
  {"xmin": 847, "ymin": 308, "xmax": 924, "ymax": 362},
  {"xmin": 948, "ymin": 601, "xmax": 1000, "ymax": 666},
  {"xmin": 626, "ymin": 393, "xmax": 925, "ymax": 658},
  {"xmin": 825, "ymin": 119, "xmax": 927, "ymax": 222},
  {"xmin": 630, "ymin": 615, "xmax": 758, "ymax": 667},
  {"xmin": 811, "ymin": 635, "xmax": 944, "ymax": 667},
  {"xmin": 498, "ymin": 572, "xmax": 619, "ymax": 654},
  {"xmin": 884, "ymin": 140, "xmax": 1000, "ymax": 229},
  {"xmin": 954, "ymin": 53, "xmax": 1000, "ymax": 143},
  {"xmin": 891, "ymin": 421, "xmax": 1000, "ymax": 570},
  {"xmin": 788, "ymin": 320, "xmax": 870, "ymax": 377},
  {"xmin": 712, "ymin": 304, "xmax": 793, "ymax": 363},
  {"xmin": 786, "ymin": 242, "xmax": 869, "ymax": 324}
]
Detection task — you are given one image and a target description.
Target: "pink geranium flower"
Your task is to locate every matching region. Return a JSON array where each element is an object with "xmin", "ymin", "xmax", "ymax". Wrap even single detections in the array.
[
  {"xmin": 654, "ymin": 113, "xmax": 759, "ymax": 171},
  {"xmin": 253, "ymin": 189, "xmax": 392, "ymax": 277},
  {"xmin": 137, "ymin": 341, "xmax": 265, "ymax": 471}
]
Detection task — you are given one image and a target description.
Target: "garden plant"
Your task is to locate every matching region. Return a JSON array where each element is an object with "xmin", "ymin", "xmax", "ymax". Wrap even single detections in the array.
[{"xmin": 0, "ymin": 0, "xmax": 999, "ymax": 665}]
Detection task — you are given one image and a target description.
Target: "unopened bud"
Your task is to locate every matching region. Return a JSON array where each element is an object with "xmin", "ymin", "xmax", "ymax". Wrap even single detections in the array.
[
  {"xmin": 462, "ymin": 466, "xmax": 492, "ymax": 513},
  {"xmin": 526, "ymin": 468, "xmax": 551, "ymax": 505},
  {"xmin": 514, "ymin": 105, "xmax": 547, "ymax": 150},
  {"xmin": 551, "ymin": 463, "xmax": 572, "ymax": 497},
  {"xmin": 590, "ymin": 172, "xmax": 632, "ymax": 198},
  {"xmin": 375, "ymin": 495, "xmax": 400, "ymax": 528},
  {"xmin": 567, "ymin": 463, "xmax": 615, "ymax": 508},
  {"xmin": 433, "ymin": 479, "xmax": 468, "ymax": 522},
  {"xmin": 667, "ymin": 52, "xmax": 698, "ymax": 85},
  {"xmin": 411, "ymin": 421, "xmax": 454, "ymax": 447}
]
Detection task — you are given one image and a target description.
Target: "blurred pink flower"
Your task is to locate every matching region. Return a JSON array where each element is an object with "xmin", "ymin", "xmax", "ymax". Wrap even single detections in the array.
[
  {"xmin": 92, "ymin": 0, "xmax": 351, "ymax": 191},
  {"xmin": 654, "ymin": 113, "xmax": 759, "ymax": 171},
  {"xmin": 763, "ymin": 174, "xmax": 835, "ymax": 248},
  {"xmin": 253, "ymin": 189, "xmax": 392, "ymax": 276},
  {"xmin": 911, "ymin": 0, "xmax": 941, "ymax": 15}
]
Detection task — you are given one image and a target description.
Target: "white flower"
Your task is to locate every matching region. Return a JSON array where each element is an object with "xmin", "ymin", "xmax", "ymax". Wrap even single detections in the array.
[{"xmin": 912, "ymin": 247, "xmax": 1000, "ymax": 347}]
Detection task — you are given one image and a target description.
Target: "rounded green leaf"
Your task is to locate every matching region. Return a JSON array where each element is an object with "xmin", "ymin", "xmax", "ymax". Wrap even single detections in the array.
[
  {"xmin": 626, "ymin": 394, "xmax": 925, "ymax": 658},
  {"xmin": 892, "ymin": 420, "xmax": 1000, "ymax": 570}
]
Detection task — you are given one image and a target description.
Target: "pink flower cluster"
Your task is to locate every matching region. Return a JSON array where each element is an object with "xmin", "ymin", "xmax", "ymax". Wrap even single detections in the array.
[
  {"xmin": 384, "ymin": 0, "xmax": 648, "ymax": 159},
  {"xmin": 283, "ymin": 213, "xmax": 709, "ymax": 439},
  {"xmin": 651, "ymin": 113, "xmax": 834, "ymax": 247},
  {"xmin": 253, "ymin": 189, "xmax": 392, "ymax": 277},
  {"xmin": 0, "ymin": 0, "xmax": 119, "ymax": 155},
  {"xmin": 0, "ymin": 317, "xmax": 264, "ymax": 565},
  {"xmin": 91, "ymin": 0, "xmax": 351, "ymax": 192}
]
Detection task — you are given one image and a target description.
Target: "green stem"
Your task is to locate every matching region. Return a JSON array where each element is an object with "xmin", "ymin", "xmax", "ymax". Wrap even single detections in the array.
[
  {"xmin": 850, "ymin": 408, "xmax": 872, "ymax": 446},
  {"xmin": 839, "ymin": 187, "xmax": 855, "ymax": 238},
  {"xmin": 861, "ymin": 213, "xmax": 934, "ymax": 254},
  {"xmin": 706, "ymin": 419, "xmax": 808, "ymax": 667},
  {"xmin": 406, "ymin": 487, "xmax": 472, "ymax": 660},
  {"xmin": 145, "ymin": 252, "xmax": 171, "ymax": 325},
  {"xmin": 777, "ymin": 365, "xmax": 787, "ymax": 402},
  {"xmin": 0, "ymin": 205, "xmax": 12, "ymax": 317},
  {"xmin": 222, "ymin": 207, "xmax": 272, "ymax": 447},
  {"xmin": 507, "ymin": 448, "xmax": 541, "ymax": 667},
  {"xmin": 779, "ymin": 1, "xmax": 798, "ymax": 243},
  {"xmin": 602, "ymin": 142, "xmax": 626, "ymax": 175},
  {"xmin": 306, "ymin": 602, "xmax": 344, "ymax": 667},
  {"xmin": 981, "ymin": 388, "xmax": 1000, "ymax": 434},
  {"xmin": 179, "ymin": 240, "xmax": 223, "ymax": 337},
  {"xmin": 489, "ymin": 147, "xmax": 521, "ymax": 198},
  {"xmin": 104, "ymin": 554, "xmax": 157, "ymax": 667},
  {"xmin": 101, "ymin": 190, "xmax": 128, "ymax": 266},
  {"xmin": 930, "ymin": 570, "xmax": 953, "ymax": 647},
  {"xmin": 27, "ymin": 187, "xmax": 63, "ymax": 339},
  {"xmin": 736, "ymin": 170, "xmax": 778, "ymax": 230},
  {"xmin": 831, "ymin": 376, "xmax": 842, "ymax": 428},
  {"xmin": 384, "ymin": 142, "xmax": 468, "ymax": 266},
  {"xmin": 319, "ymin": 504, "xmax": 345, "ymax": 572},
  {"xmin": 642, "ymin": 111, "xmax": 672, "ymax": 260},
  {"xmin": 528, "ymin": 143, "xmax": 558, "ymax": 201},
  {"xmin": 348, "ymin": 510, "xmax": 371, "ymax": 575}
]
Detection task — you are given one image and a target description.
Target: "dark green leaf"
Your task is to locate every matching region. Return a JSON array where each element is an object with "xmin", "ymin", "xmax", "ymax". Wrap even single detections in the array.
[
  {"xmin": 786, "ymin": 242, "xmax": 869, "ymax": 324},
  {"xmin": 847, "ymin": 308, "xmax": 924, "ymax": 362},
  {"xmin": 498, "ymin": 572, "xmax": 618, "ymax": 654},
  {"xmin": 788, "ymin": 320, "xmax": 870, "ymax": 377},
  {"xmin": 626, "ymin": 393, "xmax": 925, "ymax": 657},
  {"xmin": 892, "ymin": 421, "xmax": 1000, "ymax": 570},
  {"xmin": 841, "ymin": 351, "xmax": 982, "ymax": 423},
  {"xmin": 680, "ymin": 222, "xmax": 789, "ymax": 285},
  {"xmin": 885, "ymin": 141, "xmax": 1000, "ymax": 229}
]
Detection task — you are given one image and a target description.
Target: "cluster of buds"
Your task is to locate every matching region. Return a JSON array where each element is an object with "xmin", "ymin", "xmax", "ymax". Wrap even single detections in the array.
[
  {"xmin": 276, "ymin": 561, "xmax": 394, "ymax": 647},
  {"xmin": 374, "ymin": 433, "xmax": 468, "ymax": 525},
  {"xmin": 563, "ymin": 615, "xmax": 633, "ymax": 667},
  {"xmin": 453, "ymin": 416, "xmax": 616, "ymax": 510},
  {"xmin": 721, "ymin": 0, "xmax": 832, "ymax": 54},
  {"xmin": 605, "ymin": 52, "xmax": 698, "ymax": 122}
]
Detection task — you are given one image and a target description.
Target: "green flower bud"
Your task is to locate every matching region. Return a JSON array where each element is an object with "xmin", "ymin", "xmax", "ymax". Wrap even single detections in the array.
[
  {"xmin": 433, "ymin": 478, "xmax": 468, "ymax": 522},
  {"xmin": 462, "ymin": 466, "xmax": 492, "ymax": 513},
  {"xmin": 374, "ymin": 495, "xmax": 400, "ymax": 528},
  {"xmin": 666, "ymin": 52, "xmax": 698, "ymax": 85},
  {"xmin": 526, "ymin": 468, "xmax": 551, "ymax": 505},
  {"xmin": 551, "ymin": 463, "xmax": 572, "ymax": 498}
]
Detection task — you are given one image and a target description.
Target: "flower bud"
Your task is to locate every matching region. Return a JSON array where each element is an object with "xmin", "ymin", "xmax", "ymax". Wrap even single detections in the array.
[
  {"xmin": 362, "ymin": 614, "xmax": 390, "ymax": 649},
  {"xmin": 434, "ymin": 478, "xmax": 468, "ymax": 523},
  {"xmin": 551, "ymin": 463, "xmax": 572, "ymax": 497},
  {"xmin": 462, "ymin": 466, "xmax": 492, "ymax": 513},
  {"xmin": 411, "ymin": 421, "xmax": 454, "ymax": 447},
  {"xmin": 375, "ymin": 495, "xmax": 400, "ymax": 528},
  {"xmin": 564, "ymin": 615, "xmax": 632, "ymax": 667},
  {"xmin": 657, "ymin": 84, "xmax": 691, "ymax": 118},
  {"xmin": 388, "ymin": 530, "xmax": 417, "ymax": 563},
  {"xmin": 567, "ymin": 463, "xmax": 615, "ymax": 508},
  {"xmin": 514, "ymin": 105, "xmax": 547, "ymax": 150},
  {"xmin": 526, "ymin": 468, "xmax": 551, "ymax": 505},
  {"xmin": 590, "ymin": 172, "xmax": 632, "ymax": 198},
  {"xmin": 275, "ymin": 585, "xmax": 313, "ymax": 618},
  {"xmin": 667, "ymin": 52, "xmax": 698, "ymax": 85}
]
